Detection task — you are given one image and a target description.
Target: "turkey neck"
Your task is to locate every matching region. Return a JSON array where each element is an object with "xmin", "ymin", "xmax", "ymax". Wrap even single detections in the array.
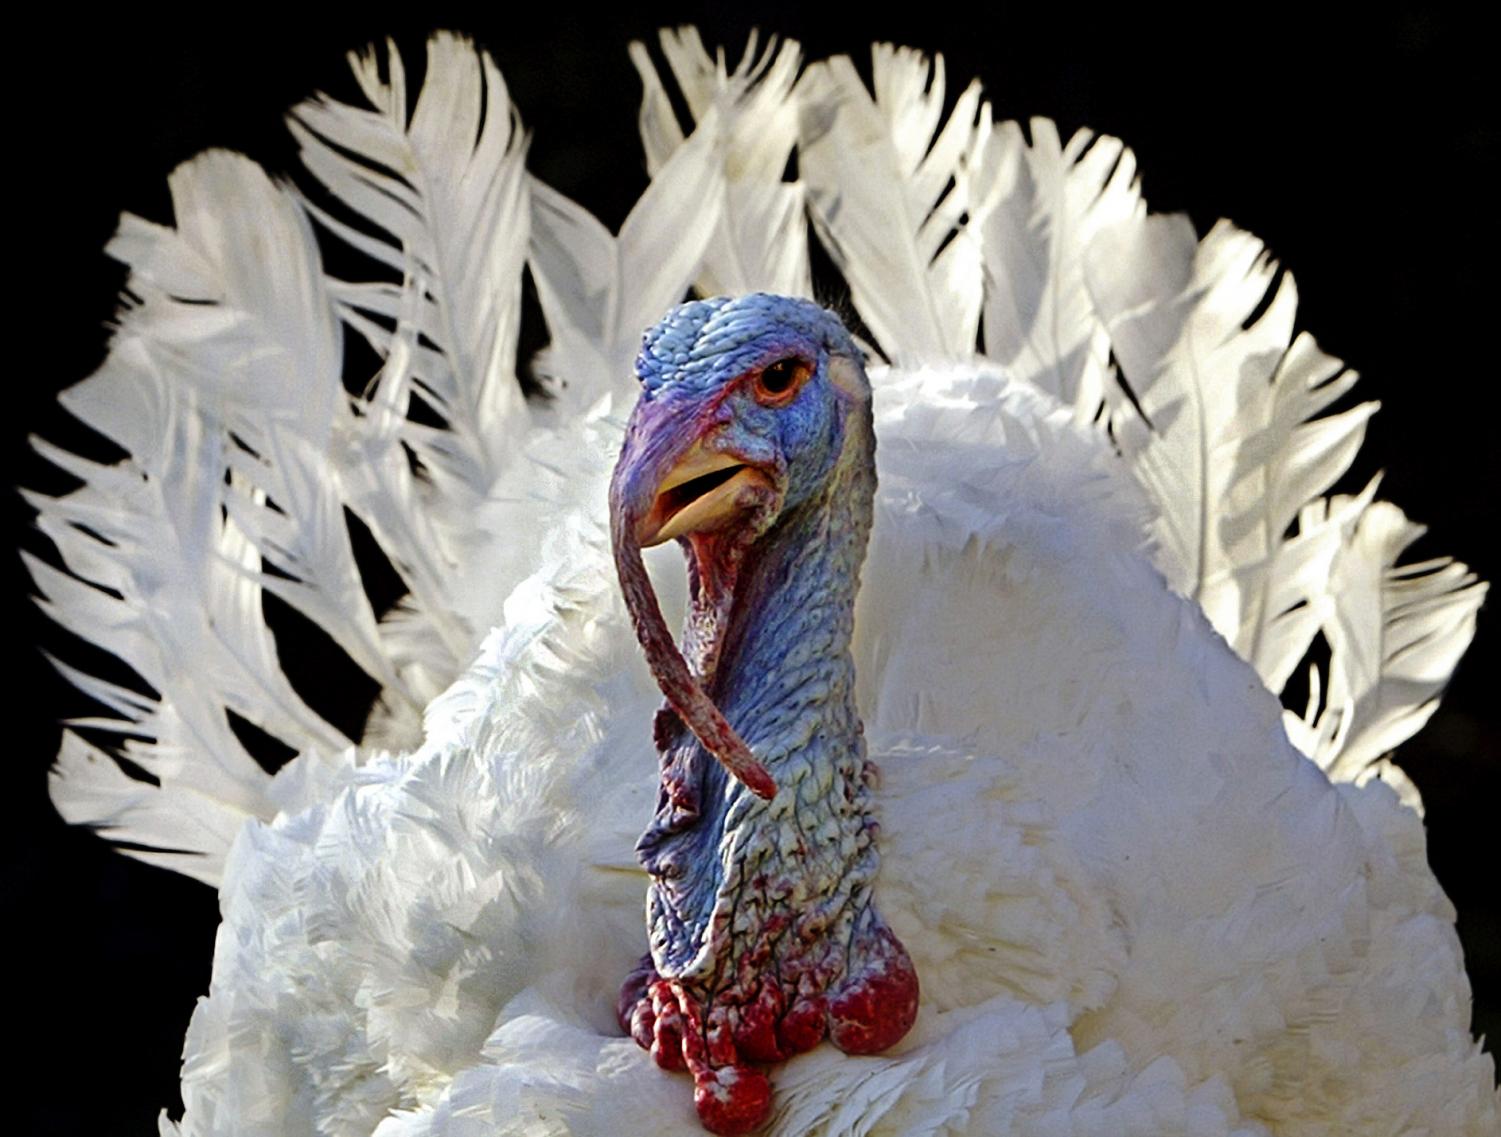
[
  {"xmin": 706, "ymin": 417, "xmax": 873, "ymax": 738},
  {"xmin": 639, "ymin": 395, "xmax": 880, "ymax": 983}
]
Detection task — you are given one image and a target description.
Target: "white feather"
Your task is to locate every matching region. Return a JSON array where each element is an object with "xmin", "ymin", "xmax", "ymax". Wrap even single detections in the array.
[
  {"xmin": 1303, "ymin": 499, "xmax": 1488, "ymax": 785},
  {"xmin": 797, "ymin": 47, "xmax": 990, "ymax": 363},
  {"xmin": 528, "ymin": 109, "xmax": 724, "ymax": 415},
  {"xmin": 978, "ymin": 118, "xmax": 1144, "ymax": 416},
  {"xmin": 633, "ymin": 29, "xmax": 811, "ymax": 300}
]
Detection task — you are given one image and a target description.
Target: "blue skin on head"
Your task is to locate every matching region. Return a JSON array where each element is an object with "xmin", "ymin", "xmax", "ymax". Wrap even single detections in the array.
[{"xmin": 632, "ymin": 293, "xmax": 862, "ymax": 516}]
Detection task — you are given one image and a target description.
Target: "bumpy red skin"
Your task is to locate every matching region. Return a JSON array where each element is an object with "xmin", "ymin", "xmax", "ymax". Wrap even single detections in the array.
[{"xmin": 618, "ymin": 925, "xmax": 918, "ymax": 1134}]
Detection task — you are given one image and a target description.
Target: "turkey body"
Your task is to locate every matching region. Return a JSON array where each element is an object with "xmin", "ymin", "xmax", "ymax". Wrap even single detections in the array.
[
  {"xmin": 19, "ymin": 17, "xmax": 1499, "ymax": 1137},
  {"xmin": 148, "ymin": 362, "xmax": 1493, "ymax": 1135}
]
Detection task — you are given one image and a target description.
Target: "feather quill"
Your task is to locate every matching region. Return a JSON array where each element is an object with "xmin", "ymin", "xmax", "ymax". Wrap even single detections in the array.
[
  {"xmin": 632, "ymin": 28, "xmax": 811, "ymax": 299},
  {"xmin": 797, "ymin": 47, "xmax": 990, "ymax": 363},
  {"xmin": 978, "ymin": 119, "xmax": 1144, "ymax": 416}
]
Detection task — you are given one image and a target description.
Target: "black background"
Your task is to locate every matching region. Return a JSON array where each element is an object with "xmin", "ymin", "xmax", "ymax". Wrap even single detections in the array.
[{"xmin": 13, "ymin": 7, "xmax": 1497, "ymax": 1133}]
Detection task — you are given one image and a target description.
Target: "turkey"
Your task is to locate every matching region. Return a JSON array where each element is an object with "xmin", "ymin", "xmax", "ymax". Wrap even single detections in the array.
[{"xmin": 24, "ymin": 24, "xmax": 1498, "ymax": 1137}]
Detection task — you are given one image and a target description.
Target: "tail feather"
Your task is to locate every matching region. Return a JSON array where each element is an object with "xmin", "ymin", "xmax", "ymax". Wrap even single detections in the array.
[
  {"xmin": 797, "ymin": 47, "xmax": 989, "ymax": 364},
  {"xmin": 50, "ymin": 732, "xmax": 247, "ymax": 886},
  {"xmin": 527, "ymin": 114, "xmax": 724, "ymax": 414},
  {"xmin": 1307, "ymin": 500, "xmax": 1487, "ymax": 784},
  {"xmin": 975, "ymin": 118, "xmax": 1143, "ymax": 415},
  {"xmin": 290, "ymin": 32, "xmax": 531, "ymax": 475},
  {"xmin": 632, "ymin": 29, "xmax": 810, "ymax": 299}
]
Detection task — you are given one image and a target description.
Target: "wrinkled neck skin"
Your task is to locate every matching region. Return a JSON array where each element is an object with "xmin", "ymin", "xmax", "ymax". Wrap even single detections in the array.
[
  {"xmin": 638, "ymin": 397, "xmax": 877, "ymax": 981},
  {"xmin": 621, "ymin": 375, "xmax": 917, "ymax": 1136}
]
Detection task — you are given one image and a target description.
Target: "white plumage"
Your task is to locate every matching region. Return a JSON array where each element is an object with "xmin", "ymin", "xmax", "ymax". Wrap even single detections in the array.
[{"xmin": 31, "ymin": 30, "xmax": 1496, "ymax": 1136}]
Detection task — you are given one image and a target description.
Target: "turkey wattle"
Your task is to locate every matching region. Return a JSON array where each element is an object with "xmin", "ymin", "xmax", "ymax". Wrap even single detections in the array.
[
  {"xmin": 612, "ymin": 296, "xmax": 917, "ymax": 1132},
  {"xmin": 31, "ymin": 30, "xmax": 1497, "ymax": 1137}
]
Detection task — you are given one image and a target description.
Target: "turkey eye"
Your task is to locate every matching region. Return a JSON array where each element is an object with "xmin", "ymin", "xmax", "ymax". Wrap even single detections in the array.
[{"xmin": 752, "ymin": 357, "xmax": 811, "ymax": 405}]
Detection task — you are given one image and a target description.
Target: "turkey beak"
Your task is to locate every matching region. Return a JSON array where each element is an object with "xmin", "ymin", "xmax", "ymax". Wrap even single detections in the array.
[
  {"xmin": 635, "ymin": 440, "xmax": 777, "ymax": 548},
  {"xmin": 610, "ymin": 404, "xmax": 778, "ymax": 801}
]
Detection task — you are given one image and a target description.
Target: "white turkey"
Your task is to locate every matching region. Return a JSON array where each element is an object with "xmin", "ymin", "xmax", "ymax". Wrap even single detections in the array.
[{"xmin": 24, "ymin": 26, "xmax": 1498, "ymax": 1137}]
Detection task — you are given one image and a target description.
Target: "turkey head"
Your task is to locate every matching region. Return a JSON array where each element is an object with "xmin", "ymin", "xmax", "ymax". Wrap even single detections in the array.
[{"xmin": 610, "ymin": 294, "xmax": 918, "ymax": 1134}]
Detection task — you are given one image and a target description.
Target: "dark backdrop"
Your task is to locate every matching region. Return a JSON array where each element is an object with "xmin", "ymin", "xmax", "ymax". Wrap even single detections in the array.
[{"xmin": 13, "ymin": 8, "xmax": 1496, "ymax": 1133}]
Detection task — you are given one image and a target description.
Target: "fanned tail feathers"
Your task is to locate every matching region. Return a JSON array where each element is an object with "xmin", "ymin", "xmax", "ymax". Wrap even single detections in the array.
[
  {"xmin": 29, "ymin": 32, "xmax": 1485, "ymax": 885},
  {"xmin": 32, "ymin": 154, "xmax": 355, "ymax": 882}
]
